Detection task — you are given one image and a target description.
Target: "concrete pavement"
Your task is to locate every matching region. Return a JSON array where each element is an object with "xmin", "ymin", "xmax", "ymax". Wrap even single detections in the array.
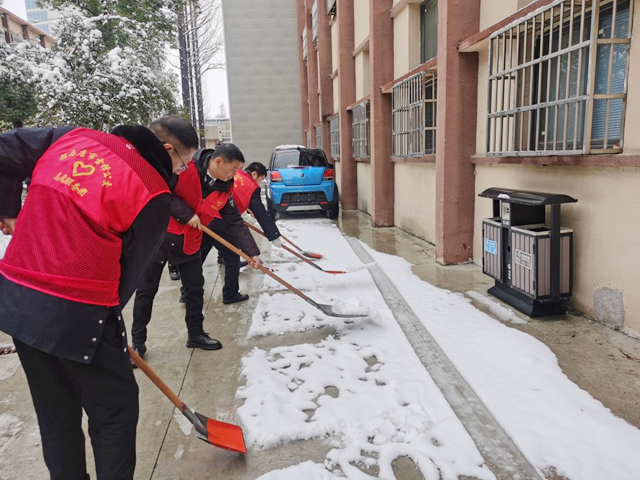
[{"xmin": 1, "ymin": 210, "xmax": 639, "ymax": 479}]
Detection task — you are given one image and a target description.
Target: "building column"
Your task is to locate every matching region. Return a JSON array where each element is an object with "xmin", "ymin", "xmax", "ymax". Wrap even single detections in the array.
[
  {"xmin": 369, "ymin": 0, "xmax": 394, "ymax": 226},
  {"xmin": 296, "ymin": 0, "xmax": 310, "ymax": 145},
  {"xmin": 435, "ymin": 0, "xmax": 481, "ymax": 264},
  {"xmin": 306, "ymin": 0, "xmax": 320, "ymax": 147},
  {"xmin": 317, "ymin": 0, "xmax": 334, "ymax": 157},
  {"xmin": 338, "ymin": 0, "xmax": 358, "ymax": 209}
]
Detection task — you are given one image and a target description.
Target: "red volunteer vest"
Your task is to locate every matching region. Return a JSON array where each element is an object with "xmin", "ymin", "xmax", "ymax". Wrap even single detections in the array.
[
  {"xmin": 231, "ymin": 169, "xmax": 259, "ymax": 215},
  {"xmin": 167, "ymin": 162, "xmax": 230, "ymax": 255},
  {"xmin": 0, "ymin": 128, "xmax": 169, "ymax": 306}
]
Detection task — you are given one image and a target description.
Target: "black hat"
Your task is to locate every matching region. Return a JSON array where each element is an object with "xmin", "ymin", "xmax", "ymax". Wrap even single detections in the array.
[{"xmin": 111, "ymin": 125, "xmax": 173, "ymax": 185}]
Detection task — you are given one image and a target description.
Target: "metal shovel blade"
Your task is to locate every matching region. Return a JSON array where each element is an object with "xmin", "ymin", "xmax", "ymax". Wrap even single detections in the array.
[
  {"xmin": 183, "ymin": 405, "xmax": 247, "ymax": 455},
  {"xmin": 308, "ymin": 299, "xmax": 368, "ymax": 319}
]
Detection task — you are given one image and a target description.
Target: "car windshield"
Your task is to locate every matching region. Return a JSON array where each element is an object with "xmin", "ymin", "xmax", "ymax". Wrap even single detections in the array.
[{"xmin": 273, "ymin": 150, "xmax": 328, "ymax": 169}]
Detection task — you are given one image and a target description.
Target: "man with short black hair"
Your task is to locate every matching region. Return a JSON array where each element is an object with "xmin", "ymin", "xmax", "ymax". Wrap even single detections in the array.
[
  {"xmin": 194, "ymin": 145, "xmax": 263, "ymax": 305},
  {"xmin": 131, "ymin": 119, "xmax": 260, "ymax": 360}
]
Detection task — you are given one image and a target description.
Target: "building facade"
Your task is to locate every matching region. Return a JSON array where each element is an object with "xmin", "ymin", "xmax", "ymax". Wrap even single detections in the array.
[
  {"xmin": 221, "ymin": 0, "xmax": 303, "ymax": 165},
  {"xmin": 1, "ymin": 6, "xmax": 56, "ymax": 47},
  {"xmin": 24, "ymin": 0, "xmax": 70, "ymax": 35},
  {"xmin": 297, "ymin": 0, "xmax": 640, "ymax": 334}
]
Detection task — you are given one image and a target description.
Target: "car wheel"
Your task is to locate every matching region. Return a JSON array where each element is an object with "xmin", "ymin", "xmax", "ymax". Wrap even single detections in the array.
[{"xmin": 327, "ymin": 186, "xmax": 339, "ymax": 219}]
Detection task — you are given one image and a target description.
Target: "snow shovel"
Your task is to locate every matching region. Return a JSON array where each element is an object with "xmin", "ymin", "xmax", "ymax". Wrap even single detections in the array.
[
  {"xmin": 247, "ymin": 209, "xmax": 323, "ymax": 259},
  {"xmin": 127, "ymin": 345, "xmax": 247, "ymax": 455},
  {"xmin": 202, "ymin": 225, "xmax": 366, "ymax": 319},
  {"xmin": 243, "ymin": 221, "xmax": 346, "ymax": 275}
]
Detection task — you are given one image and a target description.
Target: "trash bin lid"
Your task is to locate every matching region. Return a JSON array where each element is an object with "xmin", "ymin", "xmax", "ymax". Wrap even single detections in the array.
[{"xmin": 479, "ymin": 188, "xmax": 578, "ymax": 206}]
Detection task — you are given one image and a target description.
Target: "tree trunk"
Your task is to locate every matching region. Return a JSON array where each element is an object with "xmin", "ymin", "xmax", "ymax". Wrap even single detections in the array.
[
  {"xmin": 177, "ymin": 9, "xmax": 191, "ymax": 113},
  {"xmin": 186, "ymin": 2, "xmax": 198, "ymax": 125},
  {"xmin": 190, "ymin": 3, "xmax": 206, "ymax": 147}
]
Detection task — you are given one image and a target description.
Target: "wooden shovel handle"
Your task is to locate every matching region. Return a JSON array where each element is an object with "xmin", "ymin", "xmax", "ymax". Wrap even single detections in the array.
[
  {"xmin": 128, "ymin": 345, "xmax": 184, "ymax": 411},
  {"xmin": 243, "ymin": 221, "xmax": 316, "ymax": 267},
  {"xmin": 201, "ymin": 225, "xmax": 310, "ymax": 302}
]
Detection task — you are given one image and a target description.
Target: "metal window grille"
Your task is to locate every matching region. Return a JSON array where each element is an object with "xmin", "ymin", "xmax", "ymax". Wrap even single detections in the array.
[
  {"xmin": 306, "ymin": 130, "xmax": 311, "ymax": 147},
  {"xmin": 424, "ymin": 73, "xmax": 438, "ymax": 154},
  {"xmin": 392, "ymin": 72, "xmax": 438, "ymax": 156},
  {"xmin": 487, "ymin": 0, "xmax": 632, "ymax": 156},
  {"xmin": 315, "ymin": 124, "xmax": 322, "ymax": 149},
  {"xmin": 330, "ymin": 116, "xmax": 340, "ymax": 158},
  {"xmin": 302, "ymin": 28, "xmax": 308, "ymax": 60},
  {"xmin": 312, "ymin": 0, "xmax": 319, "ymax": 41},
  {"xmin": 352, "ymin": 101, "xmax": 370, "ymax": 158},
  {"xmin": 393, "ymin": 73, "xmax": 425, "ymax": 157}
]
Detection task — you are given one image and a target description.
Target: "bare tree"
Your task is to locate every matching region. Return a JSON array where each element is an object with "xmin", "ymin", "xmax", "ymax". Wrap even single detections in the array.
[{"xmin": 177, "ymin": 0, "xmax": 225, "ymax": 145}]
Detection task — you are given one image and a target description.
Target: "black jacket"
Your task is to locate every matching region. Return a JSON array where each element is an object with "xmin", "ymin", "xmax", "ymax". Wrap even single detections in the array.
[
  {"xmin": 0, "ymin": 127, "xmax": 172, "ymax": 363},
  {"xmin": 248, "ymin": 187, "xmax": 281, "ymax": 241},
  {"xmin": 155, "ymin": 148, "xmax": 260, "ymax": 264}
]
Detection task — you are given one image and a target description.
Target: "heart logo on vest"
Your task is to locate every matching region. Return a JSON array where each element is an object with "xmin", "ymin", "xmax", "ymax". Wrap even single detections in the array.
[{"xmin": 72, "ymin": 161, "xmax": 96, "ymax": 177}]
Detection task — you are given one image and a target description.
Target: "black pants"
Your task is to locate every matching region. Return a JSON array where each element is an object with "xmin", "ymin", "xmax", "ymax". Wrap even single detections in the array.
[
  {"xmin": 132, "ymin": 257, "xmax": 205, "ymax": 344},
  {"xmin": 14, "ymin": 313, "xmax": 138, "ymax": 480},
  {"xmin": 200, "ymin": 218, "xmax": 240, "ymax": 300}
]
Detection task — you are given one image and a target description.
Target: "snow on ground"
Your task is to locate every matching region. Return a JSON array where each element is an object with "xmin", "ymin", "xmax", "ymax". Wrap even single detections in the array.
[
  {"xmin": 465, "ymin": 290, "xmax": 528, "ymax": 324},
  {"xmin": 0, "ymin": 233, "xmax": 9, "ymax": 259},
  {"xmin": 240, "ymin": 219, "xmax": 494, "ymax": 480},
  {"xmin": 239, "ymin": 217, "xmax": 640, "ymax": 480},
  {"xmin": 368, "ymin": 245, "xmax": 640, "ymax": 479}
]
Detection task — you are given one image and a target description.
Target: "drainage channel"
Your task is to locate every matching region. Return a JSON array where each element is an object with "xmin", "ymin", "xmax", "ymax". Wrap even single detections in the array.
[{"xmin": 345, "ymin": 237, "xmax": 543, "ymax": 480}]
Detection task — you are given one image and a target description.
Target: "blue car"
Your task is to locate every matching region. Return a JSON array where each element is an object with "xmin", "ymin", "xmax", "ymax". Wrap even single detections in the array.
[{"xmin": 266, "ymin": 145, "xmax": 340, "ymax": 219}]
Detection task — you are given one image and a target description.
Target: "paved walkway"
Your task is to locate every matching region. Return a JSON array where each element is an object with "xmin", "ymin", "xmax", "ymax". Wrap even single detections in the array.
[{"xmin": 0, "ymin": 211, "xmax": 639, "ymax": 480}]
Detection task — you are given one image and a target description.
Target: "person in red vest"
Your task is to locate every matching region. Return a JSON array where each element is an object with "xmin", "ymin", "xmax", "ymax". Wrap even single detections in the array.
[
  {"xmin": 131, "ymin": 118, "xmax": 261, "ymax": 360},
  {"xmin": 231, "ymin": 161, "xmax": 282, "ymax": 245},
  {"xmin": 198, "ymin": 161, "xmax": 281, "ymax": 270},
  {"xmin": 0, "ymin": 125, "xmax": 184, "ymax": 479}
]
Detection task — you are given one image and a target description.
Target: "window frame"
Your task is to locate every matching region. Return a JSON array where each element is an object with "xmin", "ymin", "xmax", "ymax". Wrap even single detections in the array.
[
  {"xmin": 486, "ymin": 0, "xmax": 633, "ymax": 156},
  {"xmin": 392, "ymin": 71, "xmax": 438, "ymax": 157},
  {"xmin": 302, "ymin": 28, "xmax": 308, "ymax": 60},
  {"xmin": 312, "ymin": 0, "xmax": 319, "ymax": 42},
  {"xmin": 420, "ymin": 0, "xmax": 438, "ymax": 64},
  {"xmin": 315, "ymin": 124, "xmax": 322, "ymax": 150},
  {"xmin": 352, "ymin": 101, "xmax": 370, "ymax": 158},
  {"xmin": 330, "ymin": 116, "xmax": 340, "ymax": 159}
]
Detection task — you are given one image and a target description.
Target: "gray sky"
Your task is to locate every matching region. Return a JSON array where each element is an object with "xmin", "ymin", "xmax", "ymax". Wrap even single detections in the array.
[{"xmin": 2, "ymin": 0, "xmax": 229, "ymax": 119}]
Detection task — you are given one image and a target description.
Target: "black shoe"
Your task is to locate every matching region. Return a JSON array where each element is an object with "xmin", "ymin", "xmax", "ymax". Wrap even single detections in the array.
[
  {"xmin": 179, "ymin": 291, "xmax": 186, "ymax": 303},
  {"xmin": 217, "ymin": 257, "xmax": 224, "ymax": 265},
  {"xmin": 186, "ymin": 333, "xmax": 222, "ymax": 350},
  {"xmin": 223, "ymin": 293, "xmax": 249, "ymax": 305},
  {"xmin": 169, "ymin": 264, "xmax": 180, "ymax": 281},
  {"xmin": 130, "ymin": 343, "xmax": 147, "ymax": 369},
  {"xmin": 238, "ymin": 261, "xmax": 248, "ymax": 269}
]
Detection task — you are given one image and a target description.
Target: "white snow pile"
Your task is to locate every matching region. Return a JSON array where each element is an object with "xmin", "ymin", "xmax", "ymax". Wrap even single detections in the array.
[
  {"xmin": 465, "ymin": 290, "xmax": 528, "ymax": 324},
  {"xmin": 238, "ymin": 218, "xmax": 640, "ymax": 480}
]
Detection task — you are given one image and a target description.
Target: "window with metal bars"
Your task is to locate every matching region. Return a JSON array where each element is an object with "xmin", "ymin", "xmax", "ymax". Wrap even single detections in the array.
[
  {"xmin": 312, "ymin": 0, "xmax": 319, "ymax": 41},
  {"xmin": 424, "ymin": 73, "xmax": 437, "ymax": 154},
  {"xmin": 352, "ymin": 101, "xmax": 370, "ymax": 158},
  {"xmin": 315, "ymin": 124, "xmax": 322, "ymax": 150},
  {"xmin": 302, "ymin": 28, "xmax": 308, "ymax": 60},
  {"xmin": 392, "ymin": 72, "xmax": 438, "ymax": 156},
  {"xmin": 487, "ymin": 0, "xmax": 632, "ymax": 156},
  {"xmin": 327, "ymin": 0, "xmax": 337, "ymax": 16},
  {"xmin": 330, "ymin": 116, "xmax": 340, "ymax": 158}
]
